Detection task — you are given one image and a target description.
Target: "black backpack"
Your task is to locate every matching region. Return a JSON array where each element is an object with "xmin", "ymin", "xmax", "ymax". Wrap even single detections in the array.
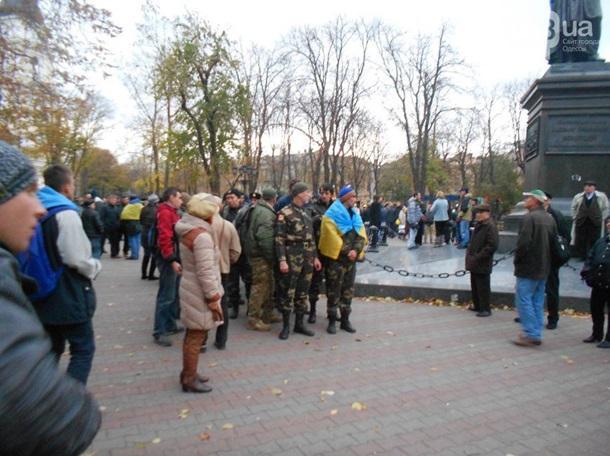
[
  {"xmin": 233, "ymin": 204, "xmax": 255, "ymax": 245},
  {"xmin": 549, "ymin": 233, "xmax": 570, "ymax": 268}
]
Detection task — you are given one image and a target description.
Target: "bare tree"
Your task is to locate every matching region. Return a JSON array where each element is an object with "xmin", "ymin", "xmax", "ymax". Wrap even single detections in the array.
[
  {"xmin": 377, "ymin": 24, "xmax": 462, "ymax": 193},
  {"xmin": 453, "ymin": 107, "xmax": 480, "ymax": 187},
  {"xmin": 502, "ymin": 79, "xmax": 530, "ymax": 173}
]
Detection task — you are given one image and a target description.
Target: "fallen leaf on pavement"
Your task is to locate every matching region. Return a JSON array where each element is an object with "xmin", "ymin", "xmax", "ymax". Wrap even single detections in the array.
[
  {"xmin": 178, "ymin": 409, "xmax": 190, "ymax": 419},
  {"xmin": 330, "ymin": 409, "xmax": 338, "ymax": 416},
  {"xmin": 351, "ymin": 402, "xmax": 367, "ymax": 411},
  {"xmin": 99, "ymin": 406, "xmax": 107, "ymax": 412},
  {"xmin": 429, "ymin": 367, "xmax": 439, "ymax": 372},
  {"xmin": 198, "ymin": 432, "xmax": 211, "ymax": 441},
  {"xmin": 271, "ymin": 388, "xmax": 283, "ymax": 396},
  {"xmin": 152, "ymin": 438, "xmax": 161, "ymax": 444},
  {"xmin": 208, "ymin": 362, "xmax": 218, "ymax": 368},
  {"xmin": 386, "ymin": 331, "xmax": 395, "ymax": 336},
  {"xmin": 283, "ymin": 379, "xmax": 289, "ymax": 384},
  {"xmin": 222, "ymin": 423, "xmax": 234, "ymax": 430}
]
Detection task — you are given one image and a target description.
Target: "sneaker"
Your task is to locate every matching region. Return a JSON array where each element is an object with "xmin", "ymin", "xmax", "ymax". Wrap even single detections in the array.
[
  {"xmin": 512, "ymin": 335, "xmax": 541, "ymax": 347},
  {"xmin": 476, "ymin": 311, "xmax": 491, "ymax": 317},
  {"xmin": 583, "ymin": 335, "xmax": 602, "ymax": 343},
  {"xmin": 246, "ymin": 318, "xmax": 271, "ymax": 332},
  {"xmin": 597, "ymin": 340, "xmax": 610, "ymax": 349},
  {"xmin": 154, "ymin": 335, "xmax": 172, "ymax": 347}
]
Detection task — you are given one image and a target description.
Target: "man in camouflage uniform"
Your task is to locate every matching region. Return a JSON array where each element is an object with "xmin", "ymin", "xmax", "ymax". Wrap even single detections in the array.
[
  {"xmin": 244, "ymin": 189, "xmax": 278, "ymax": 331},
  {"xmin": 275, "ymin": 182, "xmax": 322, "ymax": 340},
  {"xmin": 306, "ymin": 184, "xmax": 334, "ymax": 323},
  {"xmin": 319, "ymin": 185, "xmax": 366, "ymax": 334}
]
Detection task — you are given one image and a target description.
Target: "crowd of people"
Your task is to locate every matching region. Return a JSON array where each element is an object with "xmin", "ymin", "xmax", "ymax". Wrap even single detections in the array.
[{"xmin": 0, "ymin": 139, "xmax": 609, "ymax": 453}]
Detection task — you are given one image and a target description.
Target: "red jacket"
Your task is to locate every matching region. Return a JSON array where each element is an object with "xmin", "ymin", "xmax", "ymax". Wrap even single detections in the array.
[{"xmin": 157, "ymin": 202, "xmax": 180, "ymax": 262}]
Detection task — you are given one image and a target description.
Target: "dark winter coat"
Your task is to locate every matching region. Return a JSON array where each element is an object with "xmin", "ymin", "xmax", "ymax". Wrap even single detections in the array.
[
  {"xmin": 514, "ymin": 206, "xmax": 557, "ymax": 280},
  {"xmin": 465, "ymin": 219, "xmax": 499, "ymax": 274},
  {"xmin": 369, "ymin": 202, "xmax": 383, "ymax": 227},
  {"xmin": 81, "ymin": 207, "xmax": 103, "ymax": 239},
  {"xmin": 582, "ymin": 233, "xmax": 610, "ymax": 289},
  {"xmin": 0, "ymin": 245, "xmax": 101, "ymax": 455},
  {"xmin": 98, "ymin": 203, "xmax": 121, "ymax": 231}
]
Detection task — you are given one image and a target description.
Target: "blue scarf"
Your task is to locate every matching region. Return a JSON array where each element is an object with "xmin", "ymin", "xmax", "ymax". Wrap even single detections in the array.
[
  {"xmin": 325, "ymin": 200, "xmax": 364, "ymax": 235},
  {"xmin": 37, "ymin": 186, "xmax": 79, "ymax": 211}
]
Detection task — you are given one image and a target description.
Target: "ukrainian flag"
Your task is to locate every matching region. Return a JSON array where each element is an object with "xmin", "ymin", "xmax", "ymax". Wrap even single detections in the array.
[{"xmin": 319, "ymin": 200, "xmax": 367, "ymax": 260}]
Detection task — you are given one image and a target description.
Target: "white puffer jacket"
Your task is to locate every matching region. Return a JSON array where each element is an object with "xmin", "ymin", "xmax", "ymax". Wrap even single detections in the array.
[{"xmin": 175, "ymin": 214, "xmax": 223, "ymax": 331}]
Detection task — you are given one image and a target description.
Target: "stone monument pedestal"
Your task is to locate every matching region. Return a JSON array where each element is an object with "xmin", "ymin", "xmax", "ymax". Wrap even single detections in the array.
[{"xmin": 498, "ymin": 62, "xmax": 610, "ymax": 252}]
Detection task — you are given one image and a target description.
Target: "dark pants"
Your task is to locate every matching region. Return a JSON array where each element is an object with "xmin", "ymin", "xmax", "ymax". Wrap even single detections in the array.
[
  {"xmin": 470, "ymin": 273, "xmax": 491, "ymax": 313},
  {"xmin": 434, "ymin": 221, "xmax": 447, "ymax": 243},
  {"xmin": 545, "ymin": 266, "xmax": 560, "ymax": 324},
  {"xmin": 46, "ymin": 320, "xmax": 95, "ymax": 385},
  {"xmin": 215, "ymin": 273, "xmax": 230, "ymax": 348},
  {"xmin": 227, "ymin": 254, "xmax": 252, "ymax": 312},
  {"xmin": 369, "ymin": 225, "xmax": 379, "ymax": 248},
  {"xmin": 105, "ymin": 226, "xmax": 121, "ymax": 258},
  {"xmin": 415, "ymin": 221, "xmax": 424, "ymax": 245},
  {"xmin": 153, "ymin": 258, "xmax": 180, "ymax": 338},
  {"xmin": 575, "ymin": 219, "xmax": 601, "ymax": 259},
  {"xmin": 590, "ymin": 287, "xmax": 610, "ymax": 341},
  {"xmin": 141, "ymin": 227, "xmax": 157, "ymax": 278}
]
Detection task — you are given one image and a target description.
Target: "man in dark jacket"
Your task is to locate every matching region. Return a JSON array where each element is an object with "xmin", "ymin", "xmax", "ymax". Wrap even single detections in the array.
[
  {"xmin": 0, "ymin": 141, "xmax": 101, "ymax": 454},
  {"xmin": 581, "ymin": 216, "xmax": 610, "ymax": 348},
  {"xmin": 465, "ymin": 204, "xmax": 499, "ymax": 317},
  {"xmin": 544, "ymin": 192, "xmax": 571, "ymax": 330},
  {"xmin": 99, "ymin": 194, "xmax": 122, "ymax": 257},
  {"xmin": 513, "ymin": 189, "xmax": 557, "ymax": 346},
  {"xmin": 222, "ymin": 188, "xmax": 252, "ymax": 319},
  {"xmin": 81, "ymin": 200, "xmax": 104, "ymax": 259},
  {"xmin": 140, "ymin": 194, "xmax": 159, "ymax": 280},
  {"xmin": 368, "ymin": 195, "xmax": 383, "ymax": 250}
]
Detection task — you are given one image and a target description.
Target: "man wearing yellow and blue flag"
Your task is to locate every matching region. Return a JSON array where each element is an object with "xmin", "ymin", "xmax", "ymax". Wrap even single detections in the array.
[{"xmin": 318, "ymin": 185, "xmax": 367, "ymax": 334}]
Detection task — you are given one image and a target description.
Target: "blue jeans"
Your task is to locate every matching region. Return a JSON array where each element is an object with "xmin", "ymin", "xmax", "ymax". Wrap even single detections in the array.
[
  {"xmin": 407, "ymin": 226, "xmax": 418, "ymax": 248},
  {"xmin": 46, "ymin": 320, "xmax": 96, "ymax": 385},
  {"xmin": 459, "ymin": 220, "xmax": 470, "ymax": 247},
  {"xmin": 515, "ymin": 277, "xmax": 546, "ymax": 341},
  {"xmin": 90, "ymin": 237, "xmax": 102, "ymax": 259},
  {"xmin": 128, "ymin": 232, "xmax": 141, "ymax": 259},
  {"xmin": 153, "ymin": 258, "xmax": 180, "ymax": 338}
]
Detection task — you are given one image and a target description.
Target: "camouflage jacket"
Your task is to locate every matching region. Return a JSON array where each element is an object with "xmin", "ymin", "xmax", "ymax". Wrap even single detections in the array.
[{"xmin": 275, "ymin": 202, "xmax": 317, "ymax": 263}]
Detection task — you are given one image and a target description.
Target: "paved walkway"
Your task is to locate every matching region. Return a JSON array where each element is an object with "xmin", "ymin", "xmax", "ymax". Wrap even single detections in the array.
[{"xmin": 84, "ymin": 256, "xmax": 610, "ymax": 455}]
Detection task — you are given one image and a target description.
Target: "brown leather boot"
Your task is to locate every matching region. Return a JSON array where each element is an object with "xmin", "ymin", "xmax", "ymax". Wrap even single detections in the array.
[{"xmin": 181, "ymin": 329, "xmax": 212, "ymax": 393}]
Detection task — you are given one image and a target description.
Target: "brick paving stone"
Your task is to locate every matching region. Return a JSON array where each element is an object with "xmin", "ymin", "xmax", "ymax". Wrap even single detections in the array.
[{"xmin": 76, "ymin": 256, "xmax": 610, "ymax": 455}]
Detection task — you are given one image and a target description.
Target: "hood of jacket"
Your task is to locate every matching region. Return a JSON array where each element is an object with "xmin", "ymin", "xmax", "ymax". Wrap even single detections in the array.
[
  {"xmin": 37, "ymin": 186, "xmax": 79, "ymax": 211},
  {"xmin": 175, "ymin": 213, "xmax": 212, "ymax": 238}
]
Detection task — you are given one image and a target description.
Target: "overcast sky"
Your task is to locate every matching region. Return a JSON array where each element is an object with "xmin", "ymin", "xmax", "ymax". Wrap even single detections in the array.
[{"xmin": 90, "ymin": 0, "xmax": 610, "ymax": 160}]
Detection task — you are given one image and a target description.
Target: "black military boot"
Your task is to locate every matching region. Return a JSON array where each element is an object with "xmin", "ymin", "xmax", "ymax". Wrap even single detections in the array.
[
  {"xmin": 229, "ymin": 302, "xmax": 239, "ymax": 320},
  {"xmin": 327, "ymin": 314, "xmax": 337, "ymax": 334},
  {"xmin": 294, "ymin": 313, "xmax": 315, "ymax": 337},
  {"xmin": 340, "ymin": 309, "xmax": 356, "ymax": 333},
  {"xmin": 308, "ymin": 301, "xmax": 317, "ymax": 324},
  {"xmin": 279, "ymin": 311, "xmax": 291, "ymax": 340}
]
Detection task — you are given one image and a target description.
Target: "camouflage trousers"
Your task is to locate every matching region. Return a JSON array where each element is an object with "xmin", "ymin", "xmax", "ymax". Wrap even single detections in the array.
[
  {"xmin": 308, "ymin": 265, "xmax": 325, "ymax": 304},
  {"xmin": 278, "ymin": 245, "xmax": 313, "ymax": 314},
  {"xmin": 324, "ymin": 258, "xmax": 356, "ymax": 316},
  {"xmin": 248, "ymin": 257, "xmax": 275, "ymax": 321}
]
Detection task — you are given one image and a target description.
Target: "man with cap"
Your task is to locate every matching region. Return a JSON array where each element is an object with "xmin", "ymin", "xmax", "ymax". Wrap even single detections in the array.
[
  {"xmin": 306, "ymin": 183, "xmax": 334, "ymax": 323},
  {"xmin": 0, "ymin": 140, "xmax": 102, "ymax": 456},
  {"xmin": 275, "ymin": 182, "xmax": 322, "ymax": 339},
  {"xmin": 544, "ymin": 192, "xmax": 571, "ymax": 329},
  {"xmin": 222, "ymin": 188, "xmax": 252, "ymax": 319},
  {"xmin": 513, "ymin": 189, "xmax": 557, "ymax": 347},
  {"xmin": 244, "ymin": 188, "xmax": 278, "ymax": 331},
  {"xmin": 571, "ymin": 181, "xmax": 609, "ymax": 259},
  {"xmin": 465, "ymin": 204, "xmax": 498, "ymax": 317},
  {"xmin": 318, "ymin": 185, "xmax": 367, "ymax": 333}
]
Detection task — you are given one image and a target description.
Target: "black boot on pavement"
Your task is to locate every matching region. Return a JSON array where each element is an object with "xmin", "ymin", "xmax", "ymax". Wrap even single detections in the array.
[
  {"xmin": 340, "ymin": 310, "xmax": 356, "ymax": 333},
  {"xmin": 308, "ymin": 301, "xmax": 317, "ymax": 324},
  {"xmin": 279, "ymin": 311, "xmax": 291, "ymax": 340},
  {"xmin": 327, "ymin": 314, "xmax": 337, "ymax": 334},
  {"xmin": 294, "ymin": 312, "xmax": 315, "ymax": 337}
]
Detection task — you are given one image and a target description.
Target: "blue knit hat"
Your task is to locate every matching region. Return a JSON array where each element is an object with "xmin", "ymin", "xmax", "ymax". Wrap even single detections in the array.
[
  {"xmin": 0, "ymin": 141, "xmax": 37, "ymax": 205},
  {"xmin": 338, "ymin": 184, "xmax": 356, "ymax": 201}
]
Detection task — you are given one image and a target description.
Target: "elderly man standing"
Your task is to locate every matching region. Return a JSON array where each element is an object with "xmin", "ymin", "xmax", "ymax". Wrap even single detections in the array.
[
  {"xmin": 571, "ymin": 181, "xmax": 609, "ymax": 260},
  {"xmin": 513, "ymin": 189, "xmax": 557, "ymax": 347},
  {"xmin": 465, "ymin": 204, "xmax": 499, "ymax": 317},
  {"xmin": 319, "ymin": 185, "xmax": 367, "ymax": 334},
  {"xmin": 244, "ymin": 188, "xmax": 278, "ymax": 331},
  {"xmin": 275, "ymin": 182, "xmax": 322, "ymax": 340}
]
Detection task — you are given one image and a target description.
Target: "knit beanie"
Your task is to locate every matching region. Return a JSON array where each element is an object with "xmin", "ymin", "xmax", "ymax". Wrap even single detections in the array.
[
  {"xmin": 338, "ymin": 184, "xmax": 356, "ymax": 202},
  {"xmin": 291, "ymin": 182, "xmax": 309, "ymax": 198},
  {"xmin": 0, "ymin": 141, "xmax": 38, "ymax": 205}
]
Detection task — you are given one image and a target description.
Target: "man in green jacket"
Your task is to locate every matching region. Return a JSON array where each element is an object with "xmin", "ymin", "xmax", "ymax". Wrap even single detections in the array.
[{"xmin": 244, "ymin": 188, "xmax": 277, "ymax": 331}]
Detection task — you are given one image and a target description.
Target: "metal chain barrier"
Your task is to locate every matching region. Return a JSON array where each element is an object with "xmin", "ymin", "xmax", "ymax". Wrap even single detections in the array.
[{"xmin": 361, "ymin": 249, "xmax": 583, "ymax": 279}]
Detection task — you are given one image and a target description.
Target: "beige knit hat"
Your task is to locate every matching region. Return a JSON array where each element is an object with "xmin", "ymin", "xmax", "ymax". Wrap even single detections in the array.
[{"xmin": 187, "ymin": 193, "xmax": 220, "ymax": 220}]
